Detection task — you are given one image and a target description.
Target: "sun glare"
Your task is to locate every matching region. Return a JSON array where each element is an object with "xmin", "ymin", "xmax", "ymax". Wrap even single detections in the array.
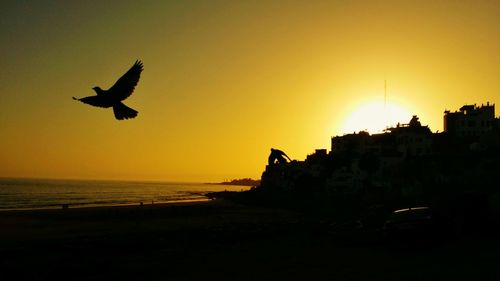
[{"xmin": 342, "ymin": 102, "xmax": 413, "ymax": 135}]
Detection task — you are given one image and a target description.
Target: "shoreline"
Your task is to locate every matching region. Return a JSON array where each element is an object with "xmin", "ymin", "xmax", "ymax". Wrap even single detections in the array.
[
  {"xmin": 0, "ymin": 178, "xmax": 248, "ymax": 213},
  {"xmin": 0, "ymin": 197, "xmax": 211, "ymax": 213}
]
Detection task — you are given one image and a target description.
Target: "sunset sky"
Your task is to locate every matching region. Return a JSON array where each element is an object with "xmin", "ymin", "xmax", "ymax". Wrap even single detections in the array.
[{"xmin": 1, "ymin": 0, "xmax": 500, "ymax": 182}]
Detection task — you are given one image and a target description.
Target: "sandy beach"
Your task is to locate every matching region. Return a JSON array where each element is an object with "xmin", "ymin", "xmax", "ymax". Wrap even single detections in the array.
[{"xmin": 0, "ymin": 199, "xmax": 498, "ymax": 281}]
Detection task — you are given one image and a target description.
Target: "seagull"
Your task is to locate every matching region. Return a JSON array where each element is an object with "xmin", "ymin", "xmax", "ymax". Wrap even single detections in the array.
[{"xmin": 73, "ymin": 60, "xmax": 143, "ymax": 120}]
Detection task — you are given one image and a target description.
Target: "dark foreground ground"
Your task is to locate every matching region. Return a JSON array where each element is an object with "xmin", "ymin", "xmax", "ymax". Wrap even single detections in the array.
[{"xmin": 0, "ymin": 200, "xmax": 499, "ymax": 281}]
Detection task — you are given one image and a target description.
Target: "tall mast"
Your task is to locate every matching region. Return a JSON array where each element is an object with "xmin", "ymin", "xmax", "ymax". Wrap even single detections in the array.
[{"xmin": 384, "ymin": 80, "xmax": 388, "ymax": 131}]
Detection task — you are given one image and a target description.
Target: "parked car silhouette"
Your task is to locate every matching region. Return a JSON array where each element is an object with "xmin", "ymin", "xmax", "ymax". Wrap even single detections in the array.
[{"xmin": 384, "ymin": 207, "xmax": 435, "ymax": 240}]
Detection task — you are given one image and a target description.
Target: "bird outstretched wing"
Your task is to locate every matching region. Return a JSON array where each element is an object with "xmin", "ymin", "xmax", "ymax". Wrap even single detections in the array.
[
  {"xmin": 108, "ymin": 60, "xmax": 144, "ymax": 101},
  {"xmin": 72, "ymin": 96, "xmax": 110, "ymax": 108}
]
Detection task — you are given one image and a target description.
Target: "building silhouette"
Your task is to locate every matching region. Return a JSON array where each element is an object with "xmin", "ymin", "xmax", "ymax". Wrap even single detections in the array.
[
  {"xmin": 331, "ymin": 115, "xmax": 433, "ymax": 159},
  {"xmin": 444, "ymin": 103, "xmax": 498, "ymax": 137},
  {"xmin": 254, "ymin": 102, "xmax": 500, "ymax": 232},
  {"xmin": 261, "ymin": 102, "xmax": 500, "ymax": 195}
]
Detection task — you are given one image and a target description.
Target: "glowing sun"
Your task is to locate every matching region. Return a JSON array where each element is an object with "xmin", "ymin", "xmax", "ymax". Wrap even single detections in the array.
[{"xmin": 342, "ymin": 102, "xmax": 413, "ymax": 134}]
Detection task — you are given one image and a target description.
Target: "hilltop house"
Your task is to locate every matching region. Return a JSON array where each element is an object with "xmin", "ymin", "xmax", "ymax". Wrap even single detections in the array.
[{"xmin": 444, "ymin": 103, "xmax": 498, "ymax": 138}]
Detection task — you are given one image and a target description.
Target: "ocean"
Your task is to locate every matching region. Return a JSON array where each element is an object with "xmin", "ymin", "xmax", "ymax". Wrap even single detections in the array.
[{"xmin": 0, "ymin": 178, "xmax": 250, "ymax": 210}]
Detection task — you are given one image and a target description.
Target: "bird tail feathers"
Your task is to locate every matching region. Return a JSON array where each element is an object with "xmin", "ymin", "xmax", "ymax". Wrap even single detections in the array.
[{"xmin": 113, "ymin": 102, "xmax": 138, "ymax": 120}]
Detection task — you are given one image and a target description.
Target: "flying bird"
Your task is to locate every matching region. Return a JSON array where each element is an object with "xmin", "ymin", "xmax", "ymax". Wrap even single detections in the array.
[{"xmin": 73, "ymin": 60, "xmax": 144, "ymax": 120}]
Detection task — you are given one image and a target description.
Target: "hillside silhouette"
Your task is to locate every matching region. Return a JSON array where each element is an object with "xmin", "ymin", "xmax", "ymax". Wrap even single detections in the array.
[{"xmin": 213, "ymin": 103, "xmax": 500, "ymax": 237}]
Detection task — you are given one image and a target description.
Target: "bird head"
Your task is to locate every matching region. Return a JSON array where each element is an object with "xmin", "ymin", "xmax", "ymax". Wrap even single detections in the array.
[{"xmin": 92, "ymin": 86, "xmax": 104, "ymax": 95}]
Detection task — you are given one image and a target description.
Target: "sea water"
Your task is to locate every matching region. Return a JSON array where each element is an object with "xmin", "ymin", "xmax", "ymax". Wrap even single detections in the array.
[{"xmin": 0, "ymin": 178, "xmax": 249, "ymax": 210}]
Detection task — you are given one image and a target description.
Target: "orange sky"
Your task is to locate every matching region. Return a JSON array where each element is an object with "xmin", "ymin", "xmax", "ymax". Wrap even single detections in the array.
[{"xmin": 1, "ymin": 1, "xmax": 499, "ymax": 182}]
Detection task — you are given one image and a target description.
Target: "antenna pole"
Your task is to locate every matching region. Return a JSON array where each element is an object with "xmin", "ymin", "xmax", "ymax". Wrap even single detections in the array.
[{"xmin": 383, "ymin": 80, "xmax": 388, "ymax": 131}]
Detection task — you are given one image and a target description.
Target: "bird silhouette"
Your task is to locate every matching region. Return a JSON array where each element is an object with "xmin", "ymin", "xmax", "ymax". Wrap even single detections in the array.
[{"xmin": 73, "ymin": 60, "xmax": 143, "ymax": 120}]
